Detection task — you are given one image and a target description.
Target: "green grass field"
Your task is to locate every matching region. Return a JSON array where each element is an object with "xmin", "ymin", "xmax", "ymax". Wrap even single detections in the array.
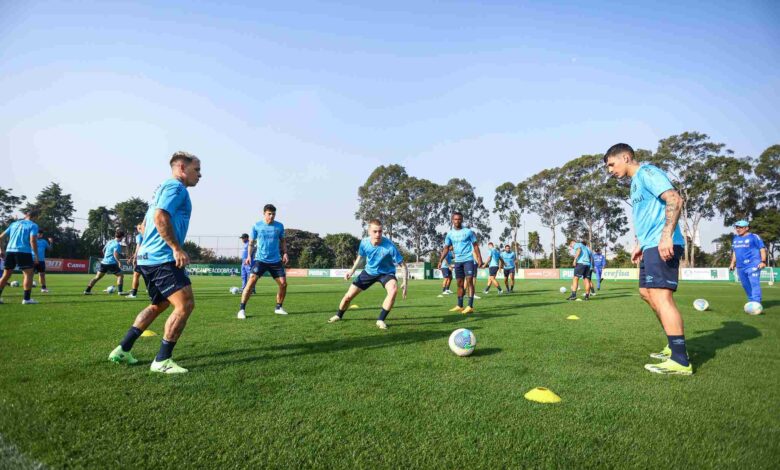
[{"xmin": 1, "ymin": 274, "xmax": 778, "ymax": 468}]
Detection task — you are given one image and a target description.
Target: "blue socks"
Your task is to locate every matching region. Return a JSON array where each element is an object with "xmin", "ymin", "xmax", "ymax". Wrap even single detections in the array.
[
  {"xmin": 120, "ymin": 327, "xmax": 143, "ymax": 352},
  {"xmin": 276, "ymin": 303, "xmax": 282, "ymax": 310},
  {"xmin": 156, "ymin": 339, "xmax": 177, "ymax": 362},
  {"xmin": 457, "ymin": 296, "xmax": 464, "ymax": 307},
  {"xmin": 336, "ymin": 309, "xmax": 345, "ymax": 318},
  {"xmin": 468, "ymin": 296, "xmax": 474, "ymax": 307},
  {"xmin": 23, "ymin": 289, "xmax": 31, "ymax": 301},
  {"xmin": 239, "ymin": 302, "xmax": 246, "ymax": 310},
  {"xmin": 667, "ymin": 335, "xmax": 689, "ymax": 366},
  {"xmin": 378, "ymin": 308, "xmax": 389, "ymax": 321}
]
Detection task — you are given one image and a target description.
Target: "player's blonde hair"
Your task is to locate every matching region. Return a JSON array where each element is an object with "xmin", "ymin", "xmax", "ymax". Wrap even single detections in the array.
[{"xmin": 368, "ymin": 219, "xmax": 382, "ymax": 228}]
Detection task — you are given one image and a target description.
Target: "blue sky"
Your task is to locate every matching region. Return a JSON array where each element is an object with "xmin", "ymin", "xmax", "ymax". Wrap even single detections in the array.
[{"xmin": 1, "ymin": 0, "xmax": 778, "ymax": 256}]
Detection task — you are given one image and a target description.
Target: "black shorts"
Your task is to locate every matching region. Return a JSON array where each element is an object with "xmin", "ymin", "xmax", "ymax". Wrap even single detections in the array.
[
  {"xmin": 133, "ymin": 264, "xmax": 142, "ymax": 274},
  {"xmin": 353, "ymin": 271, "xmax": 396, "ymax": 290},
  {"xmin": 503, "ymin": 268, "xmax": 515, "ymax": 277},
  {"xmin": 453, "ymin": 261, "xmax": 477, "ymax": 279},
  {"xmin": 34, "ymin": 261, "xmax": 46, "ymax": 273},
  {"xmin": 99, "ymin": 263, "xmax": 122, "ymax": 275},
  {"xmin": 440, "ymin": 267, "xmax": 452, "ymax": 279},
  {"xmin": 250, "ymin": 261, "xmax": 286, "ymax": 279},
  {"xmin": 139, "ymin": 262, "xmax": 192, "ymax": 305},
  {"xmin": 573, "ymin": 264, "xmax": 592, "ymax": 279},
  {"xmin": 3, "ymin": 252, "xmax": 34, "ymax": 270},
  {"xmin": 488, "ymin": 266, "xmax": 499, "ymax": 277},
  {"xmin": 639, "ymin": 246, "xmax": 684, "ymax": 291}
]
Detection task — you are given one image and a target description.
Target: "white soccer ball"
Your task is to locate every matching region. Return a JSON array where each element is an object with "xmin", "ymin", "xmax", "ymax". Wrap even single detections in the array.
[
  {"xmin": 559, "ymin": 287, "xmax": 567, "ymax": 293},
  {"xmin": 693, "ymin": 299, "xmax": 709, "ymax": 311},
  {"xmin": 106, "ymin": 285, "xmax": 116, "ymax": 294},
  {"xmin": 744, "ymin": 302, "xmax": 763, "ymax": 316},
  {"xmin": 10, "ymin": 281, "xmax": 20, "ymax": 287},
  {"xmin": 32, "ymin": 281, "xmax": 37, "ymax": 287},
  {"xmin": 229, "ymin": 287, "xmax": 240, "ymax": 295},
  {"xmin": 448, "ymin": 328, "xmax": 477, "ymax": 357}
]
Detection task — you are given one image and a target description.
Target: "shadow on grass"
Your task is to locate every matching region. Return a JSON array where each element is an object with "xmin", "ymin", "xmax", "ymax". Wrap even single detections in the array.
[
  {"xmin": 688, "ymin": 321, "xmax": 761, "ymax": 369},
  {"xmin": 470, "ymin": 347, "xmax": 501, "ymax": 357},
  {"xmin": 761, "ymin": 299, "xmax": 778, "ymax": 309},
  {"xmin": 185, "ymin": 328, "xmax": 459, "ymax": 368}
]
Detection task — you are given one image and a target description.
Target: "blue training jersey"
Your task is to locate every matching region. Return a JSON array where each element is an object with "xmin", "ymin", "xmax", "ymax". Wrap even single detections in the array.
[
  {"xmin": 592, "ymin": 253, "xmax": 606, "ymax": 270},
  {"xmin": 138, "ymin": 178, "xmax": 192, "ymax": 266},
  {"xmin": 251, "ymin": 220, "xmax": 284, "ymax": 263},
  {"xmin": 488, "ymin": 248, "xmax": 500, "ymax": 267},
  {"xmin": 500, "ymin": 251, "xmax": 516, "ymax": 269},
  {"xmin": 102, "ymin": 239, "xmax": 122, "ymax": 265},
  {"xmin": 5, "ymin": 220, "xmax": 38, "ymax": 254},
  {"xmin": 135, "ymin": 234, "xmax": 143, "ymax": 246},
  {"xmin": 36, "ymin": 238, "xmax": 49, "ymax": 261},
  {"xmin": 573, "ymin": 243, "xmax": 592, "ymax": 266},
  {"xmin": 359, "ymin": 237, "xmax": 403, "ymax": 275},
  {"xmin": 441, "ymin": 251, "xmax": 453, "ymax": 268},
  {"xmin": 732, "ymin": 233, "xmax": 764, "ymax": 268},
  {"xmin": 631, "ymin": 164, "xmax": 685, "ymax": 250},
  {"xmin": 444, "ymin": 228, "xmax": 477, "ymax": 263}
]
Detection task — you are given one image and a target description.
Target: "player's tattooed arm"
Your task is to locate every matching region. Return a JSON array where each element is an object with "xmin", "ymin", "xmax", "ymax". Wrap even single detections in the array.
[
  {"xmin": 154, "ymin": 209, "xmax": 189, "ymax": 268},
  {"xmin": 658, "ymin": 189, "xmax": 683, "ymax": 261}
]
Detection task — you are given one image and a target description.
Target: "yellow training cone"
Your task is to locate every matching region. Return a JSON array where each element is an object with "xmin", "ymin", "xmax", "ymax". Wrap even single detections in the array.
[
  {"xmin": 349, "ymin": 305, "xmax": 359, "ymax": 309},
  {"xmin": 566, "ymin": 315, "xmax": 580, "ymax": 320},
  {"xmin": 141, "ymin": 330, "xmax": 157, "ymax": 337},
  {"xmin": 524, "ymin": 387, "xmax": 562, "ymax": 404}
]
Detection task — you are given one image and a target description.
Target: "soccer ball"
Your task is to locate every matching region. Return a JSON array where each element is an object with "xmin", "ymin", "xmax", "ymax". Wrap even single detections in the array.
[
  {"xmin": 693, "ymin": 299, "xmax": 709, "ymax": 311},
  {"xmin": 106, "ymin": 285, "xmax": 116, "ymax": 294},
  {"xmin": 744, "ymin": 302, "xmax": 763, "ymax": 316},
  {"xmin": 10, "ymin": 281, "xmax": 20, "ymax": 287},
  {"xmin": 229, "ymin": 287, "xmax": 240, "ymax": 295},
  {"xmin": 559, "ymin": 287, "xmax": 567, "ymax": 293},
  {"xmin": 448, "ymin": 328, "xmax": 477, "ymax": 357},
  {"xmin": 32, "ymin": 281, "xmax": 37, "ymax": 287}
]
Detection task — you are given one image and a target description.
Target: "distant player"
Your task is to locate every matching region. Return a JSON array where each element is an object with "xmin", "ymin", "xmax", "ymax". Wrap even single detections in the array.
[
  {"xmin": 35, "ymin": 231, "xmax": 53, "ymax": 293},
  {"xmin": 84, "ymin": 230, "xmax": 125, "ymax": 295},
  {"xmin": 237, "ymin": 204, "xmax": 288, "ymax": 319},
  {"xmin": 439, "ymin": 212, "xmax": 483, "ymax": 314},
  {"xmin": 566, "ymin": 240, "xmax": 592, "ymax": 300},
  {"xmin": 329, "ymin": 219, "xmax": 407, "ymax": 329},
  {"xmin": 499, "ymin": 244, "xmax": 517, "ymax": 293},
  {"xmin": 439, "ymin": 250, "xmax": 454, "ymax": 295},
  {"xmin": 108, "ymin": 151, "xmax": 201, "ymax": 374},
  {"xmin": 0, "ymin": 209, "xmax": 41, "ymax": 305},
  {"xmin": 729, "ymin": 220, "xmax": 767, "ymax": 307},
  {"xmin": 127, "ymin": 223, "xmax": 144, "ymax": 298},
  {"xmin": 482, "ymin": 242, "xmax": 503, "ymax": 295},
  {"xmin": 605, "ymin": 143, "xmax": 690, "ymax": 375},
  {"xmin": 238, "ymin": 233, "xmax": 256, "ymax": 295},
  {"xmin": 591, "ymin": 248, "xmax": 606, "ymax": 291}
]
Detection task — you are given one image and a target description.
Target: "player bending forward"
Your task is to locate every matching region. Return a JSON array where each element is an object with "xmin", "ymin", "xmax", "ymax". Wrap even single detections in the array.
[{"xmin": 329, "ymin": 219, "xmax": 407, "ymax": 329}]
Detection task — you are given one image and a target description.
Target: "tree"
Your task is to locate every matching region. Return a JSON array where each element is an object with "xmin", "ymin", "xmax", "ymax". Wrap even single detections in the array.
[
  {"xmin": 525, "ymin": 168, "xmax": 568, "ymax": 268},
  {"xmin": 755, "ymin": 144, "xmax": 779, "ymax": 209},
  {"xmin": 610, "ymin": 243, "xmax": 633, "ymax": 268},
  {"xmin": 750, "ymin": 208, "xmax": 780, "ymax": 265},
  {"xmin": 0, "ymin": 187, "xmax": 26, "ymax": 227},
  {"xmin": 400, "ymin": 177, "xmax": 446, "ymax": 262},
  {"xmin": 113, "ymin": 198, "xmax": 149, "ymax": 245},
  {"xmin": 297, "ymin": 237, "xmax": 335, "ymax": 268},
  {"xmin": 355, "ymin": 165, "xmax": 409, "ymax": 241},
  {"xmin": 23, "ymin": 183, "xmax": 75, "ymax": 234},
  {"xmin": 493, "ymin": 181, "xmax": 529, "ymax": 259},
  {"xmin": 443, "ymin": 178, "xmax": 491, "ymax": 243},
  {"xmin": 654, "ymin": 132, "xmax": 732, "ymax": 266},
  {"xmin": 527, "ymin": 231, "xmax": 543, "ymax": 268},
  {"xmin": 707, "ymin": 155, "xmax": 756, "ymax": 226},
  {"xmin": 324, "ymin": 233, "xmax": 360, "ymax": 268},
  {"xmin": 82, "ymin": 206, "xmax": 115, "ymax": 254},
  {"xmin": 284, "ymin": 229, "xmax": 332, "ymax": 268}
]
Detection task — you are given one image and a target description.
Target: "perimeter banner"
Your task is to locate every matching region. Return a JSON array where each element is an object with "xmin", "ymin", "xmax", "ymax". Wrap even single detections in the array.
[
  {"xmin": 524, "ymin": 269, "xmax": 560, "ymax": 280},
  {"xmin": 601, "ymin": 268, "xmax": 640, "ymax": 280},
  {"xmin": 44, "ymin": 258, "xmax": 89, "ymax": 273}
]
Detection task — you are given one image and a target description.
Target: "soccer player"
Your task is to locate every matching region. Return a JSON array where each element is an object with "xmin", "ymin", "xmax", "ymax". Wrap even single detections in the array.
[
  {"xmin": 605, "ymin": 143, "xmax": 690, "ymax": 375},
  {"xmin": 499, "ymin": 244, "xmax": 517, "ymax": 293},
  {"xmin": 482, "ymin": 242, "xmax": 503, "ymax": 295},
  {"xmin": 0, "ymin": 209, "xmax": 41, "ymax": 305},
  {"xmin": 127, "ymin": 223, "xmax": 144, "ymax": 298},
  {"xmin": 328, "ymin": 219, "xmax": 407, "ymax": 329},
  {"xmin": 237, "ymin": 204, "xmax": 288, "ymax": 319},
  {"xmin": 567, "ymin": 240, "xmax": 593, "ymax": 301},
  {"xmin": 35, "ymin": 231, "xmax": 53, "ymax": 293},
  {"xmin": 439, "ymin": 249, "xmax": 454, "ymax": 295},
  {"xmin": 84, "ymin": 230, "xmax": 125, "ymax": 295},
  {"xmin": 592, "ymin": 247, "xmax": 607, "ymax": 291},
  {"xmin": 108, "ymin": 151, "xmax": 201, "ymax": 374},
  {"xmin": 729, "ymin": 220, "xmax": 767, "ymax": 307},
  {"xmin": 439, "ymin": 212, "xmax": 483, "ymax": 314},
  {"xmin": 239, "ymin": 233, "xmax": 256, "ymax": 295}
]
